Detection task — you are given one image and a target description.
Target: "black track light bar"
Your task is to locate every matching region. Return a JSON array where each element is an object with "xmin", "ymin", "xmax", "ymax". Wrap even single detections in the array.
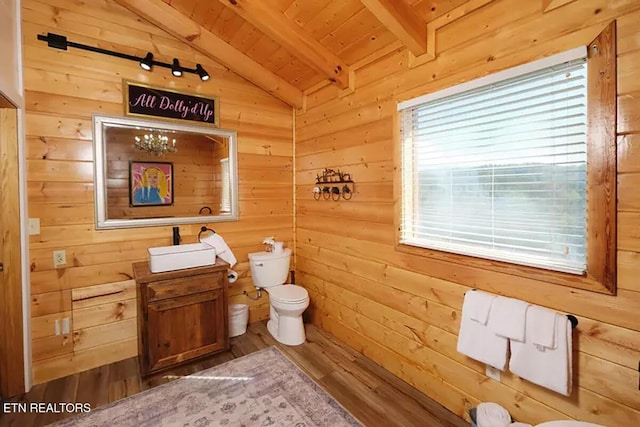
[{"xmin": 37, "ymin": 32, "xmax": 210, "ymax": 81}]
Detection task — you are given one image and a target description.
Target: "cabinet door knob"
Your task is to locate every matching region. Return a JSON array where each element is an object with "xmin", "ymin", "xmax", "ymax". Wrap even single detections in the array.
[{"xmin": 0, "ymin": 263, "xmax": 3, "ymax": 272}]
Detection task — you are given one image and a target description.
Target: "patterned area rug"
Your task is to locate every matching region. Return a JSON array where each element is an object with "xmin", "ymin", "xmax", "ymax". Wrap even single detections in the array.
[{"xmin": 53, "ymin": 346, "xmax": 362, "ymax": 427}]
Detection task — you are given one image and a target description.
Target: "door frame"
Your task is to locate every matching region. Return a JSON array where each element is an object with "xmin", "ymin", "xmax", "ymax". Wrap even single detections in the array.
[
  {"xmin": 0, "ymin": 90, "xmax": 30, "ymax": 397},
  {"xmin": 0, "ymin": 0, "xmax": 30, "ymax": 397}
]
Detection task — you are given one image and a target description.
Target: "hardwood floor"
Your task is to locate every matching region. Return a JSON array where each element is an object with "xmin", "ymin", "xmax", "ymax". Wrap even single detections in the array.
[{"xmin": 0, "ymin": 322, "xmax": 467, "ymax": 427}]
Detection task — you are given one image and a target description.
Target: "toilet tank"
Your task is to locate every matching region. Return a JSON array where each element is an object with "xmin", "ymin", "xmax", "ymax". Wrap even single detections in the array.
[{"xmin": 248, "ymin": 248, "xmax": 292, "ymax": 288}]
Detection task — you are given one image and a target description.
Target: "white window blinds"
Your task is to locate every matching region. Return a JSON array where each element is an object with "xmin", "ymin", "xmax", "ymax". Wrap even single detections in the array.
[{"xmin": 399, "ymin": 57, "xmax": 588, "ymax": 274}]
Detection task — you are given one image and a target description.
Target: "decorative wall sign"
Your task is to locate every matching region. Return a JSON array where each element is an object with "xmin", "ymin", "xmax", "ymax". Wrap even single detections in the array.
[
  {"xmin": 124, "ymin": 80, "xmax": 219, "ymax": 126},
  {"xmin": 129, "ymin": 161, "xmax": 174, "ymax": 207}
]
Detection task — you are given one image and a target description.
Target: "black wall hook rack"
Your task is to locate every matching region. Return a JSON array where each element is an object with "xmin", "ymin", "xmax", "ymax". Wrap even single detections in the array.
[{"xmin": 313, "ymin": 168, "xmax": 355, "ymax": 200}]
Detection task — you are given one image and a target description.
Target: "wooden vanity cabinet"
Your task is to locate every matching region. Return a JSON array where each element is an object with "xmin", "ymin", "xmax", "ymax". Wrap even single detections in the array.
[{"xmin": 133, "ymin": 259, "xmax": 230, "ymax": 377}]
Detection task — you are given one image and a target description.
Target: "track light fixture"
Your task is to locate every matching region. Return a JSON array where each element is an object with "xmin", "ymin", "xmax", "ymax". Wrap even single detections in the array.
[
  {"xmin": 37, "ymin": 32, "xmax": 210, "ymax": 81},
  {"xmin": 196, "ymin": 64, "xmax": 210, "ymax": 81},
  {"xmin": 171, "ymin": 59, "xmax": 183, "ymax": 77},
  {"xmin": 140, "ymin": 52, "xmax": 154, "ymax": 71}
]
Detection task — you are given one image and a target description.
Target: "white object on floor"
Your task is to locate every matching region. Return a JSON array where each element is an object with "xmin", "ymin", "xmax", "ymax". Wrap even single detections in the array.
[
  {"xmin": 229, "ymin": 304, "xmax": 249, "ymax": 337},
  {"xmin": 529, "ymin": 305, "xmax": 558, "ymax": 349},
  {"xmin": 537, "ymin": 422, "xmax": 605, "ymax": 427},
  {"xmin": 476, "ymin": 402, "xmax": 511, "ymax": 427},
  {"xmin": 468, "ymin": 290, "xmax": 496, "ymax": 325},
  {"xmin": 148, "ymin": 242, "xmax": 216, "ymax": 273},
  {"xmin": 201, "ymin": 233, "xmax": 237, "ymax": 267},
  {"xmin": 509, "ymin": 423, "xmax": 533, "ymax": 427},
  {"xmin": 487, "ymin": 296, "xmax": 530, "ymax": 341},
  {"xmin": 457, "ymin": 291, "xmax": 509, "ymax": 370},
  {"xmin": 510, "ymin": 312, "xmax": 572, "ymax": 396},
  {"xmin": 248, "ymin": 248, "xmax": 309, "ymax": 346}
]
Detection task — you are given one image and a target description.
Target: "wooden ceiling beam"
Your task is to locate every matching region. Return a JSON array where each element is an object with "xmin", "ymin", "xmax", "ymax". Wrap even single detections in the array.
[
  {"xmin": 542, "ymin": 0, "xmax": 577, "ymax": 12},
  {"xmin": 218, "ymin": 0, "xmax": 351, "ymax": 89},
  {"xmin": 360, "ymin": 0, "xmax": 427, "ymax": 56},
  {"xmin": 114, "ymin": 0, "xmax": 304, "ymax": 108}
]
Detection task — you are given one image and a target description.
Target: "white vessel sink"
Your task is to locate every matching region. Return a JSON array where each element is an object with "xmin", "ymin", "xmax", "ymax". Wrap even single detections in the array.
[{"xmin": 148, "ymin": 242, "xmax": 216, "ymax": 273}]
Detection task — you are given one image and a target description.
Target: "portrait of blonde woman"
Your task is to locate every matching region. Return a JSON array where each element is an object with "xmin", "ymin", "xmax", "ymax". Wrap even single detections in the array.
[{"xmin": 130, "ymin": 162, "xmax": 173, "ymax": 206}]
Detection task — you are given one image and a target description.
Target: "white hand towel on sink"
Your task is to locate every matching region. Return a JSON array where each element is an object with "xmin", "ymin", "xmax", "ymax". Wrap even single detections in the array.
[
  {"xmin": 201, "ymin": 233, "xmax": 237, "ymax": 268},
  {"xmin": 457, "ymin": 290, "xmax": 508, "ymax": 370},
  {"xmin": 487, "ymin": 296, "xmax": 530, "ymax": 341}
]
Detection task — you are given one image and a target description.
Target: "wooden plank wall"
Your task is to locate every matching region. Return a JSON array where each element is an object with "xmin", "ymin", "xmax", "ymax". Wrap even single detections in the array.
[
  {"xmin": 22, "ymin": 0, "xmax": 293, "ymax": 384},
  {"xmin": 295, "ymin": 1, "xmax": 640, "ymax": 425}
]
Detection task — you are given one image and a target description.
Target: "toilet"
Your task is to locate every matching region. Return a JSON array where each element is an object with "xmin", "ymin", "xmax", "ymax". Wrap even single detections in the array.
[{"xmin": 248, "ymin": 248, "xmax": 309, "ymax": 346}]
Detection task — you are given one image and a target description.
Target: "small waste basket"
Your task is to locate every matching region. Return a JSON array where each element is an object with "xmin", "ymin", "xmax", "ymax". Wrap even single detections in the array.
[{"xmin": 229, "ymin": 304, "xmax": 249, "ymax": 337}]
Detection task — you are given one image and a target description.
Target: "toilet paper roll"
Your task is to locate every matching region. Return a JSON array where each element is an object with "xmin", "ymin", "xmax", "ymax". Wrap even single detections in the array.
[{"xmin": 227, "ymin": 269, "xmax": 239, "ymax": 284}]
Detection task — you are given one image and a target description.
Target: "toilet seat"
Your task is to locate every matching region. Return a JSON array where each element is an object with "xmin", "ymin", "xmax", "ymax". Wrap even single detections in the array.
[{"xmin": 268, "ymin": 284, "xmax": 308, "ymax": 303}]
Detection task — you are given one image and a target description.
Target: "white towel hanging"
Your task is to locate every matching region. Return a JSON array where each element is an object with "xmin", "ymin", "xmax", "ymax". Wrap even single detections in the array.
[
  {"xmin": 529, "ymin": 305, "xmax": 558, "ymax": 349},
  {"xmin": 487, "ymin": 296, "xmax": 530, "ymax": 341},
  {"xmin": 468, "ymin": 290, "xmax": 495, "ymax": 325},
  {"xmin": 201, "ymin": 233, "xmax": 237, "ymax": 268},
  {"xmin": 457, "ymin": 291, "xmax": 508, "ymax": 370},
  {"xmin": 510, "ymin": 312, "xmax": 573, "ymax": 396}
]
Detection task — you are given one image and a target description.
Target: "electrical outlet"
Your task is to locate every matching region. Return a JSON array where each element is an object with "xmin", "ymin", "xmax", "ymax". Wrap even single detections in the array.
[
  {"xmin": 54, "ymin": 319, "xmax": 61, "ymax": 336},
  {"xmin": 28, "ymin": 218, "xmax": 40, "ymax": 235},
  {"xmin": 53, "ymin": 250, "xmax": 66, "ymax": 267},
  {"xmin": 486, "ymin": 365, "xmax": 501, "ymax": 382},
  {"xmin": 62, "ymin": 317, "xmax": 70, "ymax": 334}
]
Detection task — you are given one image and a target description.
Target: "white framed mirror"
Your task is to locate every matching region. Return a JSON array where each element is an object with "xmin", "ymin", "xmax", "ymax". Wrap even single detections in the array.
[{"xmin": 93, "ymin": 115, "xmax": 238, "ymax": 229}]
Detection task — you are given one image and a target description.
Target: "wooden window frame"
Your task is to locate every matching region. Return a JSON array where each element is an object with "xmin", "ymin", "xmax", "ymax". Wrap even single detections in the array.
[{"xmin": 394, "ymin": 22, "xmax": 617, "ymax": 295}]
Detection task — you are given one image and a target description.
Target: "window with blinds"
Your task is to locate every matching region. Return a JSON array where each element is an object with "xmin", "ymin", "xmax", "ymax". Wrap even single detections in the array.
[
  {"xmin": 220, "ymin": 158, "xmax": 231, "ymax": 213},
  {"xmin": 399, "ymin": 53, "xmax": 588, "ymax": 274}
]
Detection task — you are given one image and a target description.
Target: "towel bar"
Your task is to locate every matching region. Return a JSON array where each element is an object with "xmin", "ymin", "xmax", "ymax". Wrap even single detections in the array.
[
  {"xmin": 197, "ymin": 226, "xmax": 216, "ymax": 242},
  {"xmin": 566, "ymin": 314, "xmax": 579, "ymax": 329},
  {"xmin": 464, "ymin": 289, "xmax": 579, "ymax": 329}
]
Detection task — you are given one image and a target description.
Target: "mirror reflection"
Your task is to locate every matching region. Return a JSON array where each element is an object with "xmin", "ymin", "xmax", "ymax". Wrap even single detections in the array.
[{"xmin": 93, "ymin": 115, "xmax": 238, "ymax": 229}]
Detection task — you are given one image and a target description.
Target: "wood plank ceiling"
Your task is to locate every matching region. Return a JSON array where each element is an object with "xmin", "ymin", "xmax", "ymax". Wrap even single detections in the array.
[{"xmin": 143, "ymin": 0, "xmax": 469, "ymax": 99}]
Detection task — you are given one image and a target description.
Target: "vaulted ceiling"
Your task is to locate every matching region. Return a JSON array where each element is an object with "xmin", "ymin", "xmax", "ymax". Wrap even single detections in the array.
[
  {"xmin": 109, "ymin": 0, "xmax": 468, "ymax": 106},
  {"xmin": 113, "ymin": 0, "xmax": 566, "ymax": 107},
  {"xmin": 159, "ymin": 0, "xmax": 467, "ymax": 88}
]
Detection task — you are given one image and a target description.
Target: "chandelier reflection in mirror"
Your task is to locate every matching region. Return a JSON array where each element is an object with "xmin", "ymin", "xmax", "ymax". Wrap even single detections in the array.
[{"xmin": 133, "ymin": 132, "xmax": 178, "ymax": 156}]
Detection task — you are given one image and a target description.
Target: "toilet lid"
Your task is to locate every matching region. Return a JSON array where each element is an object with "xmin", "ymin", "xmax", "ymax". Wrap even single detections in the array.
[{"xmin": 268, "ymin": 285, "xmax": 308, "ymax": 302}]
